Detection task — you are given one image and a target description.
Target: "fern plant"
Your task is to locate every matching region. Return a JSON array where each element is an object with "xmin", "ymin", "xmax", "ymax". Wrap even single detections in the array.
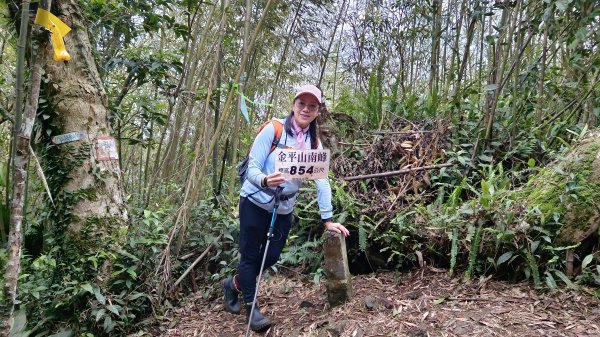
[
  {"xmin": 449, "ymin": 228, "xmax": 459, "ymax": 277},
  {"xmin": 464, "ymin": 225, "xmax": 483, "ymax": 280},
  {"xmin": 524, "ymin": 245, "xmax": 541, "ymax": 288}
]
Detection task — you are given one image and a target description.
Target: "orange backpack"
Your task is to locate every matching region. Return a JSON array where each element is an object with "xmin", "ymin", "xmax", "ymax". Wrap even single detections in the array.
[{"xmin": 237, "ymin": 120, "xmax": 284, "ymax": 185}]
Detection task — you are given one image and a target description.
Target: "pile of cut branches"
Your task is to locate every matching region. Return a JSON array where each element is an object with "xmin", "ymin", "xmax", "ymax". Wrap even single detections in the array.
[{"xmin": 332, "ymin": 117, "xmax": 450, "ymax": 217}]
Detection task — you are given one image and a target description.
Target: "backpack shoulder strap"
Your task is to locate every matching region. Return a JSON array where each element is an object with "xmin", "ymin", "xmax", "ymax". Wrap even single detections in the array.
[{"xmin": 269, "ymin": 120, "xmax": 284, "ymax": 152}]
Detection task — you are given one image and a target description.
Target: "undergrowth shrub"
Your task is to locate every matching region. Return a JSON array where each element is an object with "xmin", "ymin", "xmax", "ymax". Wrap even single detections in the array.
[
  {"xmin": 180, "ymin": 197, "xmax": 240, "ymax": 298},
  {"xmin": 5, "ymin": 207, "xmax": 170, "ymax": 336},
  {"xmin": 416, "ymin": 153, "xmax": 600, "ymax": 292}
]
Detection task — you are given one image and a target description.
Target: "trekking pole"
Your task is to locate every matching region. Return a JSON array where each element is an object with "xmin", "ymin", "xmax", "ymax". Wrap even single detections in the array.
[{"xmin": 244, "ymin": 186, "xmax": 283, "ymax": 337}]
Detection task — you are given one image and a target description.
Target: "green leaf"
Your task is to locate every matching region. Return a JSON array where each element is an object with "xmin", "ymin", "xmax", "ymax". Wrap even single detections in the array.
[
  {"xmin": 127, "ymin": 292, "xmax": 146, "ymax": 301},
  {"xmin": 481, "ymin": 180, "xmax": 490, "ymax": 196},
  {"xmin": 531, "ymin": 241, "xmax": 540, "ymax": 253},
  {"xmin": 497, "ymin": 251, "xmax": 513, "ymax": 266},
  {"xmin": 81, "ymin": 283, "xmax": 94, "ymax": 294},
  {"xmin": 95, "ymin": 309, "xmax": 106, "ymax": 322},
  {"xmin": 545, "ymin": 271, "xmax": 557, "ymax": 290},
  {"xmin": 127, "ymin": 268, "xmax": 137, "ymax": 278},
  {"xmin": 103, "ymin": 316, "xmax": 114, "ymax": 333},
  {"xmin": 581, "ymin": 254, "xmax": 594, "ymax": 270},
  {"xmin": 545, "ymin": 242, "xmax": 580, "ymax": 251},
  {"xmin": 553, "ymin": 166, "xmax": 565, "ymax": 175},
  {"xmin": 358, "ymin": 225, "xmax": 367, "ymax": 252},
  {"xmin": 106, "ymin": 304, "xmax": 120, "ymax": 316},
  {"xmin": 553, "ymin": 270, "xmax": 577, "ymax": 289},
  {"xmin": 93, "ymin": 285, "xmax": 106, "ymax": 305},
  {"xmin": 527, "ymin": 158, "xmax": 535, "ymax": 168}
]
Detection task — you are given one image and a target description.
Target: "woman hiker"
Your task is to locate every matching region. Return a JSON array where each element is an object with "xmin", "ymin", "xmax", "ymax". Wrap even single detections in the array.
[{"xmin": 221, "ymin": 84, "xmax": 350, "ymax": 332}]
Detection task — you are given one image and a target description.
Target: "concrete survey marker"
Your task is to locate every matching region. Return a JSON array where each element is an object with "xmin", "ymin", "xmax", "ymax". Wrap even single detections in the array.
[{"xmin": 323, "ymin": 231, "xmax": 352, "ymax": 307}]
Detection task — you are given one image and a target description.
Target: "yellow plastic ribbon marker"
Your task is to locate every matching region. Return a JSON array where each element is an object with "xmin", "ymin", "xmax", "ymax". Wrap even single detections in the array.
[{"xmin": 34, "ymin": 9, "xmax": 72, "ymax": 61}]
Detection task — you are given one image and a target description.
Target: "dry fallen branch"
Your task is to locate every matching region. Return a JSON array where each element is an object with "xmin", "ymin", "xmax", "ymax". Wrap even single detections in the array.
[
  {"xmin": 343, "ymin": 163, "xmax": 455, "ymax": 181},
  {"xmin": 172, "ymin": 233, "xmax": 223, "ymax": 289}
]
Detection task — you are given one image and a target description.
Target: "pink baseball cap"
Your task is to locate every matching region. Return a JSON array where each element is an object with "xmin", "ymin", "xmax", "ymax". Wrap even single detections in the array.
[{"xmin": 294, "ymin": 84, "xmax": 322, "ymax": 104}]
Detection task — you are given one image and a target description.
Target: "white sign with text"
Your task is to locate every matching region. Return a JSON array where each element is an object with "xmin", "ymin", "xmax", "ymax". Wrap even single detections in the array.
[
  {"xmin": 96, "ymin": 136, "xmax": 119, "ymax": 161},
  {"xmin": 274, "ymin": 149, "xmax": 330, "ymax": 181}
]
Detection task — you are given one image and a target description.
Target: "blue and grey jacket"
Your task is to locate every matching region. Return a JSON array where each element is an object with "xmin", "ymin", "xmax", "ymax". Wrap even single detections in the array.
[{"xmin": 240, "ymin": 118, "xmax": 334, "ymax": 220}]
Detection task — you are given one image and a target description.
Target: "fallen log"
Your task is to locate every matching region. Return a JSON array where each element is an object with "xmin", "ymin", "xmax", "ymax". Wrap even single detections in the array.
[{"xmin": 343, "ymin": 163, "xmax": 455, "ymax": 181}]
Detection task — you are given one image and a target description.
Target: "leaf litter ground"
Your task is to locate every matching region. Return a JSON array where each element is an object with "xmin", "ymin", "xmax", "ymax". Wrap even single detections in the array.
[{"xmin": 156, "ymin": 268, "xmax": 599, "ymax": 337}]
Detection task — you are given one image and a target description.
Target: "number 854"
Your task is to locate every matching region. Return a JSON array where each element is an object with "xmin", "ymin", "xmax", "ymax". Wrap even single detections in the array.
[{"xmin": 289, "ymin": 166, "xmax": 314, "ymax": 175}]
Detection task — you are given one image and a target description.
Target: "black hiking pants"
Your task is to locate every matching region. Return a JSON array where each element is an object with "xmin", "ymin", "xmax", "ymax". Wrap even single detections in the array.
[{"xmin": 238, "ymin": 196, "xmax": 293, "ymax": 304}]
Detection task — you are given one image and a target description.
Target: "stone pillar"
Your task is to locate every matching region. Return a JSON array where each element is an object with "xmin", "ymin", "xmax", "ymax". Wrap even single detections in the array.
[{"xmin": 323, "ymin": 232, "xmax": 352, "ymax": 307}]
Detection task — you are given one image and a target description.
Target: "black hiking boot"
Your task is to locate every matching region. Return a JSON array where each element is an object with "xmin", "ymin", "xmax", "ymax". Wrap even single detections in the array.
[
  {"xmin": 222, "ymin": 277, "xmax": 241, "ymax": 314},
  {"xmin": 245, "ymin": 302, "xmax": 272, "ymax": 332}
]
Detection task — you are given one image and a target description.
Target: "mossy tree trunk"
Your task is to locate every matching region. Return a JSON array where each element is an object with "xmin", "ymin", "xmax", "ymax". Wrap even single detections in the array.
[
  {"xmin": 3, "ymin": 0, "xmax": 127, "ymax": 333},
  {"xmin": 41, "ymin": 0, "xmax": 128, "ymax": 256}
]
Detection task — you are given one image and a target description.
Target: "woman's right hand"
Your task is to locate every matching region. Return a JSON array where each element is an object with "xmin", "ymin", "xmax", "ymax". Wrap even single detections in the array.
[{"xmin": 264, "ymin": 172, "xmax": 286, "ymax": 187}]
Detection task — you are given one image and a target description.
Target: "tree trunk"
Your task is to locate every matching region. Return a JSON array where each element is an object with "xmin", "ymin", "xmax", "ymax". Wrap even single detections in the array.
[
  {"xmin": 453, "ymin": 13, "xmax": 476, "ymax": 102},
  {"xmin": 2, "ymin": 0, "xmax": 34, "ymax": 332},
  {"xmin": 484, "ymin": 5, "xmax": 510, "ymax": 144},
  {"xmin": 446, "ymin": 0, "xmax": 464, "ymax": 98},
  {"xmin": 408, "ymin": 14, "xmax": 417, "ymax": 92},
  {"xmin": 42, "ymin": 0, "xmax": 128, "ymax": 256},
  {"xmin": 510, "ymin": 0, "xmax": 525, "ymax": 138},
  {"xmin": 536, "ymin": 13, "xmax": 548, "ymax": 123},
  {"xmin": 429, "ymin": 0, "xmax": 442, "ymax": 98}
]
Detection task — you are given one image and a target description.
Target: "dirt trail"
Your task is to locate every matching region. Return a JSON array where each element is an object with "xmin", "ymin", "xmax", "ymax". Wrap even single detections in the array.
[{"xmin": 157, "ymin": 269, "xmax": 600, "ymax": 337}]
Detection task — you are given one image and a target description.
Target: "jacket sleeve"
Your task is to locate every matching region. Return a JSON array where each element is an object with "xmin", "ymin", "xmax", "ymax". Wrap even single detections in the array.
[
  {"xmin": 246, "ymin": 123, "xmax": 275, "ymax": 187},
  {"xmin": 313, "ymin": 140, "xmax": 334, "ymax": 220}
]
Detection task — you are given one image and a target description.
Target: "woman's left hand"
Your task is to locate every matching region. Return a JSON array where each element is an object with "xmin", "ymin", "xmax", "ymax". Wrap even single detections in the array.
[{"xmin": 324, "ymin": 222, "xmax": 350, "ymax": 237}]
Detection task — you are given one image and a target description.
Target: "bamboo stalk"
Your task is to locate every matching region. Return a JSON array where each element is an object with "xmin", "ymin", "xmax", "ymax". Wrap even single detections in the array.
[
  {"xmin": 225, "ymin": 0, "xmax": 253, "ymax": 198},
  {"xmin": 161, "ymin": 5, "xmax": 218, "ymax": 180},
  {"xmin": 160, "ymin": 0, "xmax": 273, "ymax": 273},
  {"xmin": 266, "ymin": 0, "xmax": 304, "ymax": 118},
  {"xmin": 318, "ymin": 0, "xmax": 349, "ymax": 87},
  {"xmin": 373, "ymin": 130, "xmax": 432, "ymax": 134}
]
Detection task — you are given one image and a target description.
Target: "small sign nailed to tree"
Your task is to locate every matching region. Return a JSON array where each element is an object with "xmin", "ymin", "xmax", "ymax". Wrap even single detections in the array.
[
  {"xmin": 96, "ymin": 137, "xmax": 119, "ymax": 161},
  {"xmin": 274, "ymin": 149, "xmax": 330, "ymax": 181},
  {"xmin": 51, "ymin": 131, "xmax": 86, "ymax": 145}
]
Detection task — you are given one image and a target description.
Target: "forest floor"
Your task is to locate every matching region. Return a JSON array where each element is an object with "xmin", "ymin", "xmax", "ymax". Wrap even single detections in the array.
[{"xmin": 155, "ymin": 268, "xmax": 600, "ymax": 337}]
